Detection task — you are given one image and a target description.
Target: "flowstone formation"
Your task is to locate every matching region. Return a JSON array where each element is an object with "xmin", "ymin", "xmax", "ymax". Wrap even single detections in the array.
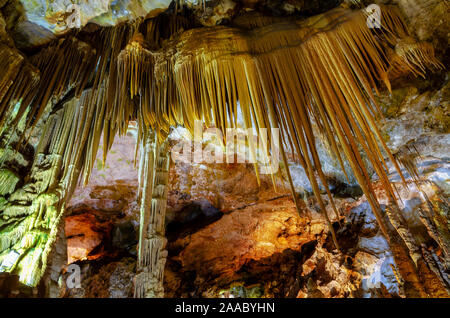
[{"xmin": 0, "ymin": 0, "xmax": 448, "ymax": 298}]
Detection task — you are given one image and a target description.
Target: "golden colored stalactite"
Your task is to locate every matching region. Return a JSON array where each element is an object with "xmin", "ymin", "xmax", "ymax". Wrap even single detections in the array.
[
  {"xmin": 77, "ymin": 24, "xmax": 135, "ymax": 163},
  {"xmin": 0, "ymin": 5, "xmax": 442, "ymax": 202},
  {"xmin": 117, "ymin": 32, "xmax": 159, "ymax": 144},
  {"xmin": 21, "ymin": 37, "xmax": 97, "ymax": 132}
]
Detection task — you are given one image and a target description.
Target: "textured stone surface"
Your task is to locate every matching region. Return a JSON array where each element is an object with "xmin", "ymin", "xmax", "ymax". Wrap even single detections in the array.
[
  {"xmin": 379, "ymin": 79, "xmax": 450, "ymax": 157},
  {"xmin": 65, "ymin": 132, "xmax": 140, "ymax": 265},
  {"xmin": 18, "ymin": 0, "xmax": 173, "ymax": 32}
]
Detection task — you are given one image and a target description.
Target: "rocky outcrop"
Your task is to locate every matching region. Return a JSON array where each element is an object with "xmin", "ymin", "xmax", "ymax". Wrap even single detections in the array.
[
  {"xmin": 13, "ymin": 0, "xmax": 173, "ymax": 33},
  {"xmin": 390, "ymin": 0, "xmax": 450, "ymax": 47}
]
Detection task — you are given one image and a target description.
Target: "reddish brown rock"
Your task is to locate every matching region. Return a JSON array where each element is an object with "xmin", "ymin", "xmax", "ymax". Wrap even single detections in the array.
[{"xmin": 66, "ymin": 213, "xmax": 112, "ymax": 264}]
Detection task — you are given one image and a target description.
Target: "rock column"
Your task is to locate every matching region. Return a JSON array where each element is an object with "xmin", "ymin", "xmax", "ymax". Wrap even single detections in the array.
[{"xmin": 134, "ymin": 131, "xmax": 170, "ymax": 298}]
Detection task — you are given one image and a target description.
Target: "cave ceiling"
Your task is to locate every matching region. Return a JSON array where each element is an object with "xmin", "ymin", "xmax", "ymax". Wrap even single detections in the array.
[{"xmin": 3, "ymin": 0, "xmax": 347, "ymax": 50}]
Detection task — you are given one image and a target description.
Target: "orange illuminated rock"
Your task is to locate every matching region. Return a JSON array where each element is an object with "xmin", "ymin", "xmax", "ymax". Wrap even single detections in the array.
[{"xmin": 66, "ymin": 213, "xmax": 112, "ymax": 264}]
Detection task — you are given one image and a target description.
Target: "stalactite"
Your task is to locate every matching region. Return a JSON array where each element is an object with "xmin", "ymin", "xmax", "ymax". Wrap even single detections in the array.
[
  {"xmin": 385, "ymin": 202, "xmax": 423, "ymax": 265},
  {"xmin": 89, "ymin": 23, "xmax": 134, "ymax": 150},
  {"xmin": 0, "ymin": 22, "xmax": 136, "ymax": 287},
  {"xmin": 393, "ymin": 144, "xmax": 422, "ymax": 184},
  {"xmin": 389, "ymin": 37, "xmax": 444, "ymax": 79},
  {"xmin": 12, "ymin": 37, "xmax": 96, "ymax": 134},
  {"xmin": 134, "ymin": 131, "xmax": 170, "ymax": 298}
]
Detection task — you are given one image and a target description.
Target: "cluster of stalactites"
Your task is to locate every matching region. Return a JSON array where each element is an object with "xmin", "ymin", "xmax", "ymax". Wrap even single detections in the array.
[
  {"xmin": 0, "ymin": 5, "xmax": 444, "ymax": 253},
  {"xmin": 113, "ymin": 5, "xmax": 443, "ymax": 248},
  {"xmin": 0, "ymin": 9, "xmax": 197, "ymax": 285}
]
